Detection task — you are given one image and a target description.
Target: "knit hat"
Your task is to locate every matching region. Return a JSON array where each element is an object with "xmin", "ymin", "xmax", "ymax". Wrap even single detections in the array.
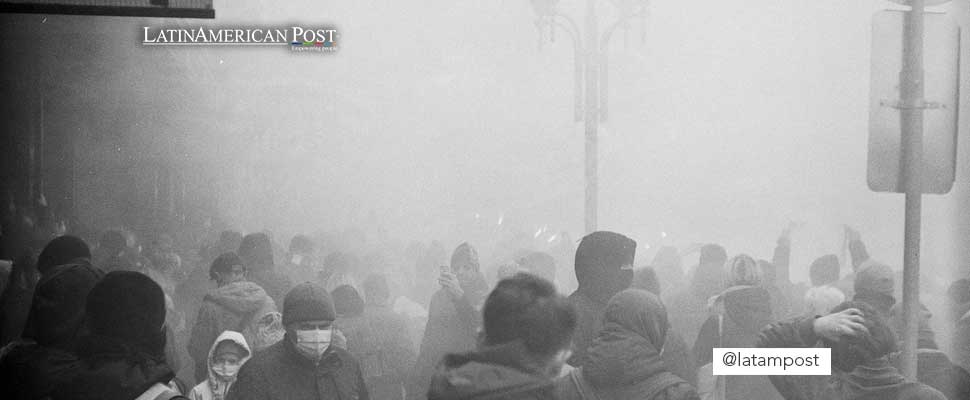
[
  {"xmin": 331, "ymin": 284, "xmax": 364, "ymax": 318},
  {"xmin": 854, "ymin": 263, "xmax": 895, "ymax": 298},
  {"xmin": 282, "ymin": 282, "xmax": 336, "ymax": 325},
  {"xmin": 86, "ymin": 271, "xmax": 166, "ymax": 352},
  {"xmin": 37, "ymin": 235, "xmax": 91, "ymax": 274},
  {"xmin": 809, "ymin": 255, "xmax": 841, "ymax": 287},
  {"xmin": 23, "ymin": 260, "xmax": 104, "ymax": 348},
  {"xmin": 209, "ymin": 252, "xmax": 245, "ymax": 280}
]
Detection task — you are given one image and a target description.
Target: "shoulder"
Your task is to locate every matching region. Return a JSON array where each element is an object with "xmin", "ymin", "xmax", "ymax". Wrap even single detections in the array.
[
  {"xmin": 901, "ymin": 382, "xmax": 947, "ymax": 400},
  {"xmin": 655, "ymin": 382, "xmax": 700, "ymax": 400}
]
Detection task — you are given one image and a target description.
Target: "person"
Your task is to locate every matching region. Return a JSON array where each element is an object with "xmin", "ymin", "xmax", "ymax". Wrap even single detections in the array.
[
  {"xmin": 947, "ymin": 278, "xmax": 970, "ymax": 371},
  {"xmin": 281, "ymin": 235, "xmax": 318, "ymax": 285},
  {"xmin": 803, "ymin": 254, "xmax": 845, "ymax": 315},
  {"xmin": 631, "ymin": 267, "xmax": 695, "ymax": 385},
  {"xmin": 693, "ymin": 254, "xmax": 781, "ymax": 400},
  {"xmin": 427, "ymin": 273, "xmax": 576, "ymax": 400},
  {"xmin": 757, "ymin": 301, "xmax": 946, "ymax": 400},
  {"xmin": 188, "ymin": 331, "xmax": 252, "ymax": 400},
  {"xmin": 567, "ymin": 231, "xmax": 637, "ymax": 367},
  {"xmin": 320, "ymin": 251, "xmax": 361, "ymax": 293},
  {"xmin": 238, "ymin": 233, "xmax": 292, "ymax": 306},
  {"xmin": 410, "ymin": 242, "xmax": 489, "ymax": 400},
  {"xmin": 0, "ymin": 235, "xmax": 103, "ymax": 400},
  {"xmin": 188, "ymin": 252, "xmax": 279, "ymax": 383},
  {"xmin": 53, "ymin": 271, "xmax": 186, "ymax": 400},
  {"xmin": 556, "ymin": 289, "xmax": 699, "ymax": 400},
  {"xmin": 226, "ymin": 282, "xmax": 369, "ymax": 400},
  {"xmin": 834, "ymin": 227, "xmax": 873, "ymax": 300},
  {"xmin": 360, "ymin": 274, "xmax": 416, "ymax": 400},
  {"xmin": 853, "ymin": 263, "xmax": 896, "ymax": 316},
  {"xmin": 651, "ymin": 246, "xmax": 686, "ymax": 294},
  {"xmin": 331, "ymin": 284, "xmax": 366, "ymax": 355},
  {"xmin": 665, "ymin": 244, "xmax": 727, "ymax": 354}
]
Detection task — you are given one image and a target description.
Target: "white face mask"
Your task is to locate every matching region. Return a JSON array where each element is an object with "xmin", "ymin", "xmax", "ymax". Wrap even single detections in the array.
[
  {"xmin": 295, "ymin": 328, "xmax": 333, "ymax": 361},
  {"xmin": 211, "ymin": 361, "xmax": 242, "ymax": 380}
]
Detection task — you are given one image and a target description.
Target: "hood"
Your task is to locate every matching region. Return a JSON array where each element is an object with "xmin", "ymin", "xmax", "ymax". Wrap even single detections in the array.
[
  {"xmin": 23, "ymin": 259, "xmax": 104, "ymax": 349},
  {"xmin": 428, "ymin": 341, "xmax": 553, "ymax": 400},
  {"xmin": 602, "ymin": 289, "xmax": 667, "ymax": 349},
  {"xmin": 834, "ymin": 361, "xmax": 918, "ymax": 400},
  {"xmin": 690, "ymin": 261, "xmax": 726, "ymax": 300},
  {"xmin": 584, "ymin": 323, "xmax": 666, "ymax": 387},
  {"xmin": 206, "ymin": 331, "xmax": 252, "ymax": 397},
  {"xmin": 574, "ymin": 232, "xmax": 637, "ymax": 304},
  {"xmin": 65, "ymin": 334, "xmax": 175, "ymax": 400},
  {"xmin": 206, "ymin": 281, "xmax": 271, "ymax": 315},
  {"xmin": 712, "ymin": 286, "xmax": 773, "ymax": 333}
]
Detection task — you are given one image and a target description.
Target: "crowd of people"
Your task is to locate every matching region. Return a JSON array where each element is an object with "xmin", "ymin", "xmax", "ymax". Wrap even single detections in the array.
[{"xmin": 1, "ymin": 209, "xmax": 970, "ymax": 400}]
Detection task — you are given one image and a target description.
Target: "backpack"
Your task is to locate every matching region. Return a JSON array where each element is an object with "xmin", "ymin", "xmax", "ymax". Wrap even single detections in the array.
[{"xmin": 238, "ymin": 309, "xmax": 284, "ymax": 352}]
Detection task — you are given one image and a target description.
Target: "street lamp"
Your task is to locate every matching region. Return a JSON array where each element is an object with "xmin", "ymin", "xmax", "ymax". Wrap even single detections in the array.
[{"xmin": 527, "ymin": 0, "xmax": 649, "ymax": 234}]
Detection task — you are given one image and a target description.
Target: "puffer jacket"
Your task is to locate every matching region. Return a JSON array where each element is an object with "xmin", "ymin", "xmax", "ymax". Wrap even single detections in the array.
[{"xmin": 428, "ymin": 341, "xmax": 557, "ymax": 400}]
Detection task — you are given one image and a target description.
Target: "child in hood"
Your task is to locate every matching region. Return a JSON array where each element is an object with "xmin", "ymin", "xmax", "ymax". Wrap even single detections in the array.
[{"xmin": 189, "ymin": 331, "xmax": 252, "ymax": 400}]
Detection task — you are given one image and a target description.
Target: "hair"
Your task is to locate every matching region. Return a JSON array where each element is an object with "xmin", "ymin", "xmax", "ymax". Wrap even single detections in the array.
[
  {"xmin": 210, "ymin": 252, "xmax": 245, "ymax": 280},
  {"xmin": 289, "ymin": 234, "xmax": 314, "ymax": 255},
  {"xmin": 331, "ymin": 284, "xmax": 365, "ymax": 317},
  {"xmin": 726, "ymin": 254, "xmax": 762, "ymax": 287},
  {"xmin": 362, "ymin": 274, "xmax": 391, "ymax": 305},
  {"xmin": 826, "ymin": 301, "xmax": 897, "ymax": 372},
  {"xmin": 632, "ymin": 267, "xmax": 661, "ymax": 295},
  {"xmin": 482, "ymin": 273, "xmax": 576, "ymax": 358}
]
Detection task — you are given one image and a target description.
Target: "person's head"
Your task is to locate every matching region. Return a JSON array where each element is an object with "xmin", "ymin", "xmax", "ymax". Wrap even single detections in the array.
[
  {"xmin": 283, "ymin": 283, "xmax": 337, "ymax": 361},
  {"xmin": 825, "ymin": 301, "xmax": 896, "ymax": 373},
  {"xmin": 85, "ymin": 271, "xmax": 167, "ymax": 356},
  {"xmin": 36, "ymin": 235, "xmax": 91, "ymax": 275},
  {"xmin": 602, "ymin": 289, "xmax": 668, "ymax": 351},
  {"xmin": 207, "ymin": 331, "xmax": 252, "ymax": 388},
  {"xmin": 699, "ymin": 244, "xmax": 728, "ymax": 267},
  {"xmin": 810, "ymin": 254, "xmax": 842, "ymax": 287},
  {"xmin": 853, "ymin": 263, "xmax": 895, "ymax": 314},
  {"xmin": 726, "ymin": 254, "xmax": 762, "ymax": 287},
  {"xmin": 238, "ymin": 233, "xmax": 274, "ymax": 271},
  {"xmin": 362, "ymin": 274, "xmax": 391, "ymax": 306},
  {"xmin": 482, "ymin": 273, "xmax": 576, "ymax": 377},
  {"xmin": 23, "ymin": 261, "xmax": 103, "ymax": 348},
  {"xmin": 210, "ymin": 252, "xmax": 247, "ymax": 286},
  {"xmin": 289, "ymin": 234, "xmax": 314, "ymax": 256},
  {"xmin": 450, "ymin": 242, "xmax": 481, "ymax": 287},
  {"xmin": 99, "ymin": 230, "xmax": 127, "ymax": 256},
  {"xmin": 518, "ymin": 251, "xmax": 557, "ymax": 284},
  {"xmin": 631, "ymin": 267, "xmax": 661, "ymax": 295},
  {"xmin": 691, "ymin": 244, "xmax": 727, "ymax": 298},
  {"xmin": 217, "ymin": 230, "xmax": 244, "ymax": 254},
  {"xmin": 574, "ymin": 231, "xmax": 637, "ymax": 302},
  {"xmin": 331, "ymin": 284, "xmax": 364, "ymax": 318},
  {"xmin": 803, "ymin": 285, "xmax": 846, "ymax": 316}
]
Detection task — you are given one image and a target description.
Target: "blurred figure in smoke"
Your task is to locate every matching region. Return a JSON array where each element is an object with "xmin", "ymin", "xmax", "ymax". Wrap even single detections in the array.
[
  {"xmin": 320, "ymin": 251, "xmax": 360, "ymax": 293},
  {"xmin": 518, "ymin": 251, "xmax": 557, "ymax": 285},
  {"xmin": 188, "ymin": 331, "xmax": 251, "ymax": 400},
  {"xmin": 665, "ymin": 244, "xmax": 726, "ymax": 352},
  {"xmin": 651, "ymin": 246, "xmax": 685, "ymax": 295},
  {"xmin": 694, "ymin": 254, "xmax": 781, "ymax": 400},
  {"xmin": 238, "ymin": 233, "xmax": 292, "ymax": 306},
  {"xmin": 93, "ymin": 229, "xmax": 142, "ymax": 273},
  {"xmin": 0, "ymin": 235, "xmax": 102, "ymax": 400},
  {"xmin": 360, "ymin": 274, "xmax": 416, "ymax": 400},
  {"xmin": 227, "ymin": 282, "xmax": 369, "ymax": 400},
  {"xmin": 835, "ymin": 226, "xmax": 872, "ymax": 300},
  {"xmin": 803, "ymin": 254, "xmax": 845, "ymax": 316},
  {"xmin": 409, "ymin": 243, "xmax": 489, "ymax": 400},
  {"xmin": 632, "ymin": 267, "xmax": 695, "ymax": 385},
  {"xmin": 411, "ymin": 241, "xmax": 447, "ymax": 308},
  {"xmin": 761, "ymin": 226, "xmax": 802, "ymax": 319},
  {"xmin": 567, "ymin": 231, "xmax": 637, "ymax": 367},
  {"xmin": 555, "ymin": 289, "xmax": 699, "ymax": 400},
  {"xmin": 946, "ymin": 278, "xmax": 970, "ymax": 371},
  {"xmin": 188, "ymin": 253, "xmax": 279, "ymax": 384},
  {"xmin": 54, "ymin": 271, "xmax": 185, "ymax": 400},
  {"xmin": 758, "ymin": 302, "xmax": 946, "ymax": 400},
  {"xmin": 427, "ymin": 273, "xmax": 576, "ymax": 400},
  {"xmin": 177, "ymin": 230, "xmax": 245, "ymax": 343},
  {"xmin": 281, "ymin": 234, "xmax": 318, "ymax": 285}
]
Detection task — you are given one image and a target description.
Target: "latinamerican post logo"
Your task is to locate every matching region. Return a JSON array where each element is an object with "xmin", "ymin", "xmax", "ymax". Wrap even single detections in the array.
[{"xmin": 142, "ymin": 26, "xmax": 339, "ymax": 53}]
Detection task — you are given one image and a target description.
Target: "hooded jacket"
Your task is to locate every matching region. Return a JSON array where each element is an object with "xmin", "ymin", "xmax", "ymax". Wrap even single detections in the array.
[
  {"xmin": 757, "ymin": 315, "xmax": 946, "ymax": 400},
  {"xmin": 694, "ymin": 285, "xmax": 781, "ymax": 400},
  {"xmin": 189, "ymin": 330, "xmax": 253, "ymax": 400},
  {"xmin": 225, "ymin": 335, "xmax": 369, "ymax": 400},
  {"xmin": 427, "ymin": 340, "xmax": 557, "ymax": 400},
  {"xmin": 567, "ymin": 231, "xmax": 636, "ymax": 366},
  {"xmin": 189, "ymin": 281, "xmax": 278, "ymax": 383},
  {"xmin": 556, "ymin": 290, "xmax": 698, "ymax": 400},
  {"xmin": 52, "ymin": 333, "xmax": 177, "ymax": 400}
]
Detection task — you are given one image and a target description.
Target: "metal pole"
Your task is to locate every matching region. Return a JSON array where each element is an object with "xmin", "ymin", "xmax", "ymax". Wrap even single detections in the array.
[
  {"xmin": 898, "ymin": 0, "xmax": 925, "ymax": 380},
  {"xmin": 584, "ymin": 0, "xmax": 599, "ymax": 234}
]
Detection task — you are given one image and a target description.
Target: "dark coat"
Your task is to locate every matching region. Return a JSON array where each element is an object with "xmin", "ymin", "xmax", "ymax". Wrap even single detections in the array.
[
  {"xmin": 913, "ymin": 349, "xmax": 970, "ymax": 400},
  {"xmin": 51, "ymin": 334, "xmax": 177, "ymax": 400},
  {"xmin": 342, "ymin": 304, "xmax": 416, "ymax": 400},
  {"xmin": 226, "ymin": 337, "xmax": 369, "ymax": 400},
  {"xmin": 757, "ymin": 316, "xmax": 946, "ymax": 400},
  {"xmin": 0, "ymin": 342, "xmax": 79, "ymax": 400},
  {"xmin": 427, "ymin": 341, "xmax": 557, "ymax": 400},
  {"xmin": 410, "ymin": 289, "xmax": 481, "ymax": 400}
]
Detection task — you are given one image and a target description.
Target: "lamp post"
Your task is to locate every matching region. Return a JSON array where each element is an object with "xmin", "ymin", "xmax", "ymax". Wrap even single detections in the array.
[{"xmin": 528, "ymin": 0, "xmax": 649, "ymax": 234}]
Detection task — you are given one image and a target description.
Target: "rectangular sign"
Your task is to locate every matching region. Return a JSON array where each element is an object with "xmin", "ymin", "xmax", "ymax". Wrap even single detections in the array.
[{"xmin": 712, "ymin": 348, "xmax": 832, "ymax": 376}]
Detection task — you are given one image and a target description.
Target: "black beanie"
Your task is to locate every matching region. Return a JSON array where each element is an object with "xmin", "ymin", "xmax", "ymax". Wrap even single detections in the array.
[
  {"xmin": 86, "ymin": 271, "xmax": 166, "ymax": 351},
  {"xmin": 283, "ymin": 282, "xmax": 336, "ymax": 326},
  {"xmin": 209, "ymin": 252, "xmax": 245, "ymax": 280},
  {"xmin": 575, "ymin": 231, "xmax": 636, "ymax": 272},
  {"xmin": 37, "ymin": 235, "xmax": 91, "ymax": 274}
]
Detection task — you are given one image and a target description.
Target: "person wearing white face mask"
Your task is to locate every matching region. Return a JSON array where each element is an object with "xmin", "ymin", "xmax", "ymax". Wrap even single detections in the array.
[
  {"xmin": 227, "ymin": 282, "xmax": 369, "ymax": 400},
  {"xmin": 189, "ymin": 331, "xmax": 252, "ymax": 400}
]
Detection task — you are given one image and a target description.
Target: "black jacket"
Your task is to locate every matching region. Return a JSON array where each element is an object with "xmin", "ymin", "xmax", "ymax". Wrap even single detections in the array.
[
  {"xmin": 52, "ymin": 334, "xmax": 177, "ymax": 400},
  {"xmin": 427, "ymin": 341, "xmax": 557, "ymax": 400}
]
